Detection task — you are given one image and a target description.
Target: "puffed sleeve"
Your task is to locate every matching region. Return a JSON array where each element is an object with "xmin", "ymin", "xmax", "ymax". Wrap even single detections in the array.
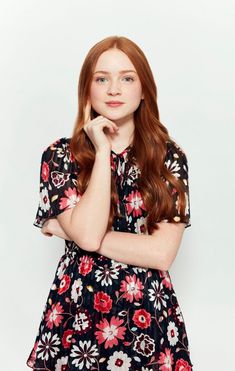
[
  {"xmin": 33, "ymin": 137, "xmax": 82, "ymax": 228},
  {"xmin": 161, "ymin": 141, "xmax": 191, "ymax": 228}
]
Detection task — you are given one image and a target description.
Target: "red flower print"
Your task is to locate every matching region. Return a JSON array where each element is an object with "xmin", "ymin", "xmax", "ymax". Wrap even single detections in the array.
[
  {"xmin": 125, "ymin": 190, "xmax": 147, "ymax": 218},
  {"xmin": 159, "ymin": 270, "xmax": 173, "ymax": 290},
  {"xmin": 78, "ymin": 255, "xmax": 94, "ymax": 276},
  {"xmin": 45, "ymin": 302, "xmax": 64, "ymax": 329},
  {"xmin": 69, "ymin": 149, "xmax": 75, "ymax": 163},
  {"xmin": 59, "ymin": 187, "xmax": 81, "ymax": 210},
  {"xmin": 62, "ymin": 329, "xmax": 74, "ymax": 349},
  {"xmin": 58, "ymin": 274, "xmax": 71, "ymax": 295},
  {"xmin": 132, "ymin": 309, "xmax": 151, "ymax": 329},
  {"xmin": 94, "ymin": 315, "xmax": 126, "ymax": 349},
  {"xmin": 94, "ymin": 291, "xmax": 112, "ymax": 313},
  {"xmin": 120, "ymin": 274, "xmax": 144, "ymax": 303},
  {"xmin": 157, "ymin": 347, "xmax": 174, "ymax": 371},
  {"xmin": 175, "ymin": 358, "xmax": 192, "ymax": 371},
  {"xmin": 41, "ymin": 161, "xmax": 49, "ymax": 182},
  {"xmin": 26, "ymin": 341, "xmax": 39, "ymax": 368}
]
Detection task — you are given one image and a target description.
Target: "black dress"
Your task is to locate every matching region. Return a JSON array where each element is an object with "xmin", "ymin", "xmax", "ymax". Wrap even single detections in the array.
[{"xmin": 26, "ymin": 137, "xmax": 193, "ymax": 370}]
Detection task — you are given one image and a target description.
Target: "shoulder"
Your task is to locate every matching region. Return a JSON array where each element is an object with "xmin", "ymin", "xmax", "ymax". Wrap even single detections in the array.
[
  {"xmin": 165, "ymin": 140, "xmax": 188, "ymax": 162},
  {"xmin": 42, "ymin": 136, "xmax": 71, "ymax": 154},
  {"xmin": 41, "ymin": 136, "xmax": 78, "ymax": 172},
  {"xmin": 165, "ymin": 140, "xmax": 189, "ymax": 175}
]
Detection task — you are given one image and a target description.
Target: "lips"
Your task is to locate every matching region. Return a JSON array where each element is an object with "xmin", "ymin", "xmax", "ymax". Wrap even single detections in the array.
[{"xmin": 106, "ymin": 101, "xmax": 124, "ymax": 107}]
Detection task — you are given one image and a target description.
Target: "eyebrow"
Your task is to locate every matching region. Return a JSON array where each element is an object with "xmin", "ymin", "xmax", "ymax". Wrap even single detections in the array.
[{"xmin": 93, "ymin": 70, "xmax": 137, "ymax": 75}]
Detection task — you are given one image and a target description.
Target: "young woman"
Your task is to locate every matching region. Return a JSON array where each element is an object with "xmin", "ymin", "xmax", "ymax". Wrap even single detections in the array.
[{"xmin": 27, "ymin": 36, "xmax": 193, "ymax": 371}]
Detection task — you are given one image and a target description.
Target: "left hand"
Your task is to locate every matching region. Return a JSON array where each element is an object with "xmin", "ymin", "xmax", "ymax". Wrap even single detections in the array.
[{"xmin": 41, "ymin": 218, "xmax": 72, "ymax": 240}]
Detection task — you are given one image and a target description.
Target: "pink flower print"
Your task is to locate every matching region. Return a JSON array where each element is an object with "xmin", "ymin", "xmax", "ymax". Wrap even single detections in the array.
[
  {"xmin": 119, "ymin": 274, "xmax": 144, "ymax": 303},
  {"xmin": 59, "ymin": 187, "xmax": 81, "ymax": 210},
  {"xmin": 45, "ymin": 302, "xmax": 64, "ymax": 329},
  {"xmin": 94, "ymin": 315, "xmax": 126, "ymax": 349},
  {"xmin": 125, "ymin": 190, "xmax": 146, "ymax": 218},
  {"xmin": 157, "ymin": 347, "xmax": 174, "ymax": 370}
]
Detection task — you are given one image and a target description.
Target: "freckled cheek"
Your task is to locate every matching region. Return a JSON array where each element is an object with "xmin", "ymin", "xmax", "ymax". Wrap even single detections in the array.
[
  {"xmin": 125, "ymin": 88, "xmax": 142, "ymax": 107},
  {"xmin": 89, "ymin": 84, "xmax": 105, "ymax": 102}
]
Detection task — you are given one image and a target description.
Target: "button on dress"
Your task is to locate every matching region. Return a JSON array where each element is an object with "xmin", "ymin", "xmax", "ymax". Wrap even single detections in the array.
[{"xmin": 26, "ymin": 137, "xmax": 193, "ymax": 370}]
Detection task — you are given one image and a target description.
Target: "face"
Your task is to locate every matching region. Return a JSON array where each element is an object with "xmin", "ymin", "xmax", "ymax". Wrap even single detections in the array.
[{"xmin": 89, "ymin": 48, "xmax": 144, "ymax": 122}]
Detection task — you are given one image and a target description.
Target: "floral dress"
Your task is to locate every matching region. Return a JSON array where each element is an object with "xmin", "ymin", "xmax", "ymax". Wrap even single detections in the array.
[{"xmin": 26, "ymin": 136, "xmax": 193, "ymax": 371}]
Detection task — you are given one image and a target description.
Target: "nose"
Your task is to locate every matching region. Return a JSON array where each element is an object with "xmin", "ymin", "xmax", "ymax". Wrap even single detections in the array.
[{"xmin": 107, "ymin": 79, "xmax": 122, "ymax": 95}]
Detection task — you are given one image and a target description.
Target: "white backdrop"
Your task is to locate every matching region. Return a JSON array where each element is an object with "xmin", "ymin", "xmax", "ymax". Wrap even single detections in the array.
[{"xmin": 0, "ymin": 1, "xmax": 234, "ymax": 370}]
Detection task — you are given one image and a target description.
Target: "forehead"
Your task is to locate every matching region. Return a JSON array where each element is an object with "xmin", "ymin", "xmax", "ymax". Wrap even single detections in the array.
[{"xmin": 93, "ymin": 49, "xmax": 137, "ymax": 74}]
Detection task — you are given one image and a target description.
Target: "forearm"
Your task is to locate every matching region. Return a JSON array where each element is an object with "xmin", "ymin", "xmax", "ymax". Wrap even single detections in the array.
[
  {"xmin": 97, "ymin": 230, "xmax": 167, "ymax": 271},
  {"xmin": 70, "ymin": 150, "xmax": 111, "ymax": 248}
]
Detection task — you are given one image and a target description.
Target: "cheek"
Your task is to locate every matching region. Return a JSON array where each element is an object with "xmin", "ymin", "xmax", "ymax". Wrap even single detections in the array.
[
  {"xmin": 125, "ymin": 83, "xmax": 142, "ymax": 100},
  {"xmin": 90, "ymin": 83, "xmax": 103, "ymax": 101}
]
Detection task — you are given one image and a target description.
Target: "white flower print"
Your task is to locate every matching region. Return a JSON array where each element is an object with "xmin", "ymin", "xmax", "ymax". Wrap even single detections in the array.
[
  {"xmin": 73, "ymin": 312, "xmax": 90, "ymax": 332},
  {"xmin": 167, "ymin": 321, "xmax": 179, "ymax": 346},
  {"xmin": 132, "ymin": 266, "xmax": 148, "ymax": 274},
  {"xmin": 133, "ymin": 333, "xmax": 155, "ymax": 357},
  {"xmin": 126, "ymin": 164, "xmax": 141, "ymax": 186},
  {"xmin": 37, "ymin": 332, "xmax": 60, "ymax": 361},
  {"xmin": 164, "ymin": 155, "xmax": 181, "ymax": 178},
  {"xmin": 111, "ymin": 260, "xmax": 128, "ymax": 270},
  {"xmin": 148, "ymin": 280, "xmax": 169, "ymax": 310},
  {"xmin": 185, "ymin": 191, "xmax": 189, "ymax": 216},
  {"xmin": 95, "ymin": 265, "xmax": 119, "ymax": 286},
  {"xmin": 56, "ymin": 256, "xmax": 70, "ymax": 279},
  {"xmin": 39, "ymin": 187, "xmax": 50, "ymax": 213},
  {"xmin": 135, "ymin": 216, "xmax": 148, "ymax": 235},
  {"xmin": 70, "ymin": 340, "xmax": 99, "ymax": 369},
  {"xmin": 107, "ymin": 350, "xmax": 132, "ymax": 370},
  {"xmin": 175, "ymin": 305, "xmax": 184, "ymax": 323},
  {"xmin": 55, "ymin": 356, "xmax": 68, "ymax": 371},
  {"xmin": 71, "ymin": 278, "xmax": 83, "ymax": 303}
]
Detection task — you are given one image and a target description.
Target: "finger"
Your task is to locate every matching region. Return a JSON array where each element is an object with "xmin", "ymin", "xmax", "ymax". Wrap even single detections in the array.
[{"xmin": 84, "ymin": 99, "xmax": 91, "ymax": 124}]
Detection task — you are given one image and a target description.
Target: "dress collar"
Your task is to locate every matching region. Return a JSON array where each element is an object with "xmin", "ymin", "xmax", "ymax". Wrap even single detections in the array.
[{"xmin": 110, "ymin": 144, "xmax": 132, "ymax": 157}]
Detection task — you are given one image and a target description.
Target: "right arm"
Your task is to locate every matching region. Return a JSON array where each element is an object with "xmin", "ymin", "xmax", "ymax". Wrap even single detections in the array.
[
  {"xmin": 45, "ymin": 99, "xmax": 119, "ymax": 251},
  {"xmin": 56, "ymin": 149, "xmax": 111, "ymax": 251}
]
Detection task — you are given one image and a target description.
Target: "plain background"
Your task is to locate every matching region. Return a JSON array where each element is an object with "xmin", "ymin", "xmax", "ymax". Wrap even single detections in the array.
[{"xmin": 0, "ymin": 1, "xmax": 234, "ymax": 370}]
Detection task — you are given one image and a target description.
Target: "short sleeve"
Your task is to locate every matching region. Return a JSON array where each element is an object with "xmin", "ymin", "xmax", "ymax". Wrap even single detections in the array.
[
  {"xmin": 33, "ymin": 137, "xmax": 82, "ymax": 228},
  {"xmin": 161, "ymin": 141, "xmax": 191, "ymax": 228}
]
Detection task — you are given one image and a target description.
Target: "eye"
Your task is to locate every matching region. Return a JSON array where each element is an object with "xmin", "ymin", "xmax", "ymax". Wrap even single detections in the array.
[
  {"xmin": 95, "ymin": 77, "xmax": 107, "ymax": 83},
  {"xmin": 123, "ymin": 76, "xmax": 135, "ymax": 82},
  {"xmin": 95, "ymin": 76, "xmax": 135, "ymax": 83}
]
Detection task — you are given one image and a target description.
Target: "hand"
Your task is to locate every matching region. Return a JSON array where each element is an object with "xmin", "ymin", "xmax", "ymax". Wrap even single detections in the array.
[
  {"xmin": 41, "ymin": 218, "xmax": 72, "ymax": 240},
  {"xmin": 83, "ymin": 98, "xmax": 119, "ymax": 153}
]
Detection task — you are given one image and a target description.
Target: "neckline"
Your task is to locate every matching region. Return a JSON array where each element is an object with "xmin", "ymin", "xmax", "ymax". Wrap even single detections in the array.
[{"xmin": 111, "ymin": 144, "xmax": 132, "ymax": 156}]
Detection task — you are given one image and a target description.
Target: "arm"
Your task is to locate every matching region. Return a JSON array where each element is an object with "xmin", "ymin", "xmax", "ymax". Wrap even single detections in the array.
[
  {"xmin": 55, "ymin": 150, "xmax": 111, "ymax": 251},
  {"xmin": 43, "ymin": 218, "xmax": 185, "ymax": 271},
  {"xmin": 96, "ymin": 222, "xmax": 185, "ymax": 271}
]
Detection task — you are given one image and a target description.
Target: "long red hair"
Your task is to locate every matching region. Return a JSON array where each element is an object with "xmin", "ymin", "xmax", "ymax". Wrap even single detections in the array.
[{"xmin": 69, "ymin": 35, "xmax": 189, "ymax": 234}]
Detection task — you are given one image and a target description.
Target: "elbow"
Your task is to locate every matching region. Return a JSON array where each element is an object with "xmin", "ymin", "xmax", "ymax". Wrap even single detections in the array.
[
  {"xmin": 74, "ymin": 235, "xmax": 101, "ymax": 252},
  {"xmin": 82, "ymin": 239, "xmax": 100, "ymax": 252},
  {"xmin": 160, "ymin": 254, "xmax": 174, "ymax": 272}
]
